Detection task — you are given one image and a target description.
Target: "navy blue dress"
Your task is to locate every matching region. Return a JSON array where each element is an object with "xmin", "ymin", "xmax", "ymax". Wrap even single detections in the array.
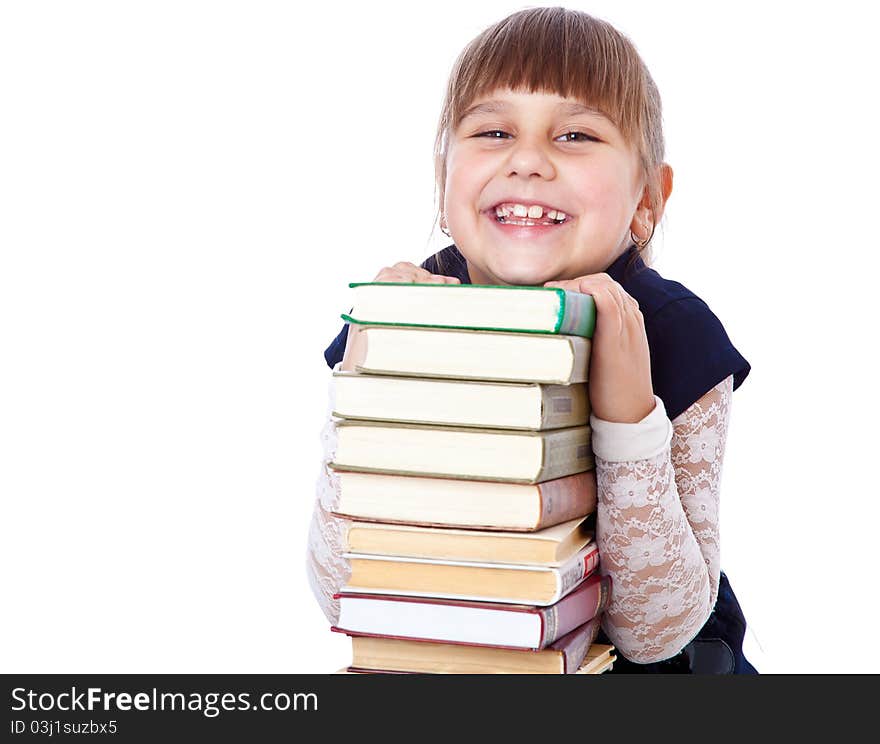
[{"xmin": 324, "ymin": 243, "xmax": 758, "ymax": 674}]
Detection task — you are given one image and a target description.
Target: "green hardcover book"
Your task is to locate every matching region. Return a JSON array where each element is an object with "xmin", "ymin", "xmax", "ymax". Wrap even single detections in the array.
[{"xmin": 342, "ymin": 282, "xmax": 596, "ymax": 338}]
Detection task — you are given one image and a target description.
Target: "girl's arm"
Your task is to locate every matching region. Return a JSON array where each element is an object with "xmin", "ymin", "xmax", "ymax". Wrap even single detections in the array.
[
  {"xmin": 304, "ymin": 362, "xmax": 351, "ymax": 626},
  {"xmin": 592, "ymin": 374, "xmax": 733, "ymax": 663}
]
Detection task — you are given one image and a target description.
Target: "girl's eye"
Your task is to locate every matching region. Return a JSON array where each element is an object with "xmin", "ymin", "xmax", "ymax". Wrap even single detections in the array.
[
  {"xmin": 558, "ymin": 131, "xmax": 599, "ymax": 143},
  {"xmin": 476, "ymin": 130, "xmax": 510, "ymax": 139}
]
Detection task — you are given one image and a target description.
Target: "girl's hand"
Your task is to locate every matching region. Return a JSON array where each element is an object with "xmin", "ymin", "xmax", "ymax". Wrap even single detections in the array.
[
  {"xmin": 341, "ymin": 262, "xmax": 460, "ymax": 372},
  {"xmin": 371, "ymin": 262, "xmax": 462, "ymax": 286},
  {"xmin": 544, "ymin": 274, "xmax": 655, "ymax": 423}
]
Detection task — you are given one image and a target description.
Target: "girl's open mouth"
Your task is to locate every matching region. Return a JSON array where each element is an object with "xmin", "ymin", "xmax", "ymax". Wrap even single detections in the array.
[{"xmin": 486, "ymin": 208, "xmax": 574, "ymax": 237}]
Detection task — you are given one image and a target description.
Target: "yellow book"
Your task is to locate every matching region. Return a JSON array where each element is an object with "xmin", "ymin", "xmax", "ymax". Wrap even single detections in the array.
[
  {"xmin": 344, "ymin": 516, "xmax": 592, "ymax": 566},
  {"xmin": 345, "ymin": 617, "xmax": 603, "ymax": 674},
  {"xmin": 343, "ymin": 542, "xmax": 599, "ymax": 606}
]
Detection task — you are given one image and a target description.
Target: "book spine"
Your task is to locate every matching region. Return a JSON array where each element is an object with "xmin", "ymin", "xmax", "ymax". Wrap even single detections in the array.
[
  {"xmin": 535, "ymin": 472, "xmax": 597, "ymax": 529},
  {"xmin": 557, "ymin": 291, "xmax": 596, "ymax": 338},
  {"xmin": 583, "ymin": 546, "xmax": 600, "ymax": 579},
  {"xmin": 539, "ymin": 574, "xmax": 609, "ymax": 646},
  {"xmin": 569, "ymin": 336, "xmax": 591, "ymax": 384},
  {"xmin": 560, "ymin": 617, "xmax": 602, "ymax": 674},
  {"xmin": 554, "ymin": 544, "xmax": 600, "ymax": 602},
  {"xmin": 539, "ymin": 384, "xmax": 589, "ymax": 430},
  {"xmin": 538, "ymin": 426, "xmax": 594, "ymax": 483}
]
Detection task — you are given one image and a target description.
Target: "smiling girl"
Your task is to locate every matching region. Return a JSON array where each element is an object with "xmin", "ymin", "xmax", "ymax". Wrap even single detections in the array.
[{"xmin": 308, "ymin": 7, "xmax": 756, "ymax": 674}]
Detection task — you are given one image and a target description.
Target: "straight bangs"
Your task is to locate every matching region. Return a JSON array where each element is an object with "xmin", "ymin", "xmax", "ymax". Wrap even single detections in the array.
[{"xmin": 445, "ymin": 13, "xmax": 646, "ymax": 150}]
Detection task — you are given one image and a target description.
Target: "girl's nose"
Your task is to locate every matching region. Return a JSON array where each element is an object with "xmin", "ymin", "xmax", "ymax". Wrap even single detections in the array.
[{"xmin": 504, "ymin": 137, "xmax": 557, "ymax": 179}]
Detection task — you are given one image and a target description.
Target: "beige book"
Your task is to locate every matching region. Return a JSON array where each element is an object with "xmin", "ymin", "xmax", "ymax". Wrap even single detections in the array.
[
  {"xmin": 331, "ymin": 420, "xmax": 593, "ymax": 484},
  {"xmin": 333, "ymin": 470, "xmax": 597, "ymax": 532},
  {"xmin": 347, "ymin": 325, "xmax": 590, "ymax": 384},
  {"xmin": 333, "ymin": 371, "xmax": 589, "ymax": 430}
]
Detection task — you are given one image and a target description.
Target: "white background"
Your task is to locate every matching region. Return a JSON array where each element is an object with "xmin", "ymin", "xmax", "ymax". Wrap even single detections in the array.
[{"xmin": 2, "ymin": 0, "xmax": 877, "ymax": 673}]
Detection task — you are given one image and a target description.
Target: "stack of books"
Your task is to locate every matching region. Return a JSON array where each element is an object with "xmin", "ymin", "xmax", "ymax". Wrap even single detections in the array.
[{"xmin": 327, "ymin": 281, "xmax": 616, "ymax": 674}]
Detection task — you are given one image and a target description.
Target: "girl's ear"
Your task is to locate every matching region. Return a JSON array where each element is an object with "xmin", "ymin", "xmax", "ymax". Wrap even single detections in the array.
[
  {"xmin": 650, "ymin": 163, "xmax": 674, "ymax": 224},
  {"xmin": 632, "ymin": 163, "xmax": 674, "ymax": 234},
  {"xmin": 656, "ymin": 163, "xmax": 674, "ymax": 218}
]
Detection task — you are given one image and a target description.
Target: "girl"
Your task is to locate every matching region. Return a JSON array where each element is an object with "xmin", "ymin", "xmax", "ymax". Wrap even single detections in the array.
[{"xmin": 307, "ymin": 6, "xmax": 756, "ymax": 674}]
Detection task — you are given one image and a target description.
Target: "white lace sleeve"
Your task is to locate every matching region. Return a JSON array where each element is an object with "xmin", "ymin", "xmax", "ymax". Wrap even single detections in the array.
[
  {"xmin": 591, "ymin": 375, "xmax": 733, "ymax": 664},
  {"xmin": 305, "ymin": 363, "xmax": 351, "ymax": 626}
]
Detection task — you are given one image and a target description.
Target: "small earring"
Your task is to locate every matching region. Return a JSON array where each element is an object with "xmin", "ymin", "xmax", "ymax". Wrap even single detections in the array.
[
  {"xmin": 630, "ymin": 227, "xmax": 649, "ymax": 248},
  {"xmin": 440, "ymin": 219, "xmax": 451, "ymax": 238}
]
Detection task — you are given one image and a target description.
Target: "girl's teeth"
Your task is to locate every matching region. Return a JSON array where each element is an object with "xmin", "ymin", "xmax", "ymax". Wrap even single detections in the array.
[{"xmin": 492, "ymin": 204, "xmax": 568, "ymax": 224}]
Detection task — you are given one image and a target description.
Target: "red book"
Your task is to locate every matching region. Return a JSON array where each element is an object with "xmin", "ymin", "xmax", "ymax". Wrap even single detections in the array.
[{"xmin": 332, "ymin": 573, "xmax": 611, "ymax": 650}]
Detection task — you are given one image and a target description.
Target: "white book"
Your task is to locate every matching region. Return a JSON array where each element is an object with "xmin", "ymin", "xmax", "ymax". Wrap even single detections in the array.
[{"xmin": 335, "ymin": 573, "xmax": 609, "ymax": 649}]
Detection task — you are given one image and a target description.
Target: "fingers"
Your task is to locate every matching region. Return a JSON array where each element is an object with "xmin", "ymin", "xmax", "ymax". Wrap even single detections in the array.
[
  {"xmin": 593, "ymin": 282, "xmax": 627, "ymax": 335},
  {"xmin": 545, "ymin": 274, "xmax": 642, "ymax": 335},
  {"xmin": 373, "ymin": 261, "xmax": 460, "ymax": 284}
]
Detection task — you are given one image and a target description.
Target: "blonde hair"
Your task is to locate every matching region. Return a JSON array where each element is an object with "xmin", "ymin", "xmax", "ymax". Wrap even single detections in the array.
[{"xmin": 432, "ymin": 6, "xmax": 665, "ymax": 267}]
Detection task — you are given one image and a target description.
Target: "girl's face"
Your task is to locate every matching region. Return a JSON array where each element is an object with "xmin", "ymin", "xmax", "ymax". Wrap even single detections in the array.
[{"xmin": 444, "ymin": 87, "xmax": 650, "ymax": 285}]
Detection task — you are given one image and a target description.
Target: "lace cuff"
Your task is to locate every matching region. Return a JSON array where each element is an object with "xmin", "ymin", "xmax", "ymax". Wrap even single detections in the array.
[{"xmin": 590, "ymin": 396, "xmax": 673, "ymax": 462}]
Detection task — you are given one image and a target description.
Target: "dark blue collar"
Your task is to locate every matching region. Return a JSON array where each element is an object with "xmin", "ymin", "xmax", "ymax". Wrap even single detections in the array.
[{"xmin": 437, "ymin": 242, "xmax": 643, "ymax": 285}]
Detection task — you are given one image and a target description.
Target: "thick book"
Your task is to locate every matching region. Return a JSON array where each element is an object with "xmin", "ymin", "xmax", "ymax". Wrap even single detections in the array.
[
  {"xmin": 332, "ymin": 371, "xmax": 589, "ymax": 430},
  {"xmin": 344, "ymin": 282, "xmax": 596, "ymax": 337},
  {"xmin": 332, "ymin": 573, "xmax": 611, "ymax": 650},
  {"xmin": 346, "ymin": 325, "xmax": 590, "ymax": 384},
  {"xmin": 341, "ymin": 616, "xmax": 604, "ymax": 674},
  {"xmin": 342, "ymin": 542, "xmax": 600, "ymax": 605},
  {"xmin": 332, "ymin": 470, "xmax": 597, "ymax": 531},
  {"xmin": 342, "ymin": 516, "xmax": 593, "ymax": 565},
  {"xmin": 330, "ymin": 420, "xmax": 593, "ymax": 483}
]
